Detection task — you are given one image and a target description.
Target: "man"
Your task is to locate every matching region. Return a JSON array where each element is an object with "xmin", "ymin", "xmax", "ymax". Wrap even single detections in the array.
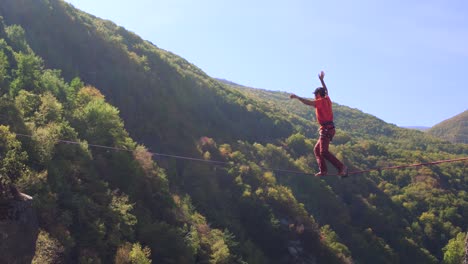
[{"xmin": 290, "ymin": 71, "xmax": 348, "ymax": 177}]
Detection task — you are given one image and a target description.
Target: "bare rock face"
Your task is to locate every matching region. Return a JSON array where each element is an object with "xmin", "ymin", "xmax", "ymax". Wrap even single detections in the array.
[{"xmin": 0, "ymin": 194, "xmax": 39, "ymax": 264}]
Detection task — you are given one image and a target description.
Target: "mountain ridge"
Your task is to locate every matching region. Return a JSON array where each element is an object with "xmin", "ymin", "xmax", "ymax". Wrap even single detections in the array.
[
  {"xmin": 403, "ymin": 126, "xmax": 430, "ymax": 131},
  {"xmin": 216, "ymin": 78, "xmax": 466, "ymax": 137},
  {"xmin": 427, "ymin": 110, "xmax": 468, "ymax": 144},
  {"xmin": 0, "ymin": 0, "xmax": 297, "ymax": 153}
]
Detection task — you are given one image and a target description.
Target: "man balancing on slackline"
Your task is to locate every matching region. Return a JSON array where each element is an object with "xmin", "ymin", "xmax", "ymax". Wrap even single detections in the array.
[{"xmin": 290, "ymin": 71, "xmax": 348, "ymax": 177}]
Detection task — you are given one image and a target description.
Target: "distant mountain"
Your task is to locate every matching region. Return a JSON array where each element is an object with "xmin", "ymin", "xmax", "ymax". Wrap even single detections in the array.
[
  {"xmin": 402, "ymin": 126, "xmax": 430, "ymax": 131},
  {"xmin": 216, "ymin": 78, "xmax": 245, "ymax": 87},
  {"xmin": 219, "ymin": 79, "xmax": 405, "ymax": 140},
  {"xmin": 427, "ymin": 110, "xmax": 468, "ymax": 144}
]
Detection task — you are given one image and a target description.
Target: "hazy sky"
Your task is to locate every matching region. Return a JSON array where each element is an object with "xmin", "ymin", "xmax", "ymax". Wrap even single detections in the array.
[{"xmin": 64, "ymin": 0, "xmax": 467, "ymax": 127}]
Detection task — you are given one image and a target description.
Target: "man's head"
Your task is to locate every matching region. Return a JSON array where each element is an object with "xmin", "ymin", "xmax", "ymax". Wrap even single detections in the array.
[{"xmin": 314, "ymin": 87, "xmax": 326, "ymax": 98}]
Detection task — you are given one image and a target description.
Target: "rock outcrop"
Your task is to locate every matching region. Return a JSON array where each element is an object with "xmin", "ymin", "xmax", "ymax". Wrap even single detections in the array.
[{"xmin": 0, "ymin": 194, "xmax": 38, "ymax": 264}]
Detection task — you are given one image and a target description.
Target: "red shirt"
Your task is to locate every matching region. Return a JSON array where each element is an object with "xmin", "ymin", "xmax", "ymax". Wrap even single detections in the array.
[{"xmin": 314, "ymin": 96, "xmax": 333, "ymax": 125}]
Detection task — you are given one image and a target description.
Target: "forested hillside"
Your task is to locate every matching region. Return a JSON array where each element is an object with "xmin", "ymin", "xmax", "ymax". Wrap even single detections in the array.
[
  {"xmin": 427, "ymin": 110, "xmax": 468, "ymax": 144},
  {"xmin": 0, "ymin": 0, "xmax": 299, "ymax": 155},
  {"xmin": 0, "ymin": 20, "xmax": 256, "ymax": 262},
  {"xmin": 0, "ymin": 1, "xmax": 467, "ymax": 263}
]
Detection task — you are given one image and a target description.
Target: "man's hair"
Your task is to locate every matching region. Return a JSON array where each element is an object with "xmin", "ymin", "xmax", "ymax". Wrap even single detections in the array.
[{"xmin": 314, "ymin": 87, "xmax": 327, "ymax": 97}]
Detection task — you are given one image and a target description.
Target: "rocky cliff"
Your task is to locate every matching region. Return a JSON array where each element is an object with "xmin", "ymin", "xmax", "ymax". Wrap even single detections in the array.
[{"xmin": 0, "ymin": 194, "xmax": 38, "ymax": 264}]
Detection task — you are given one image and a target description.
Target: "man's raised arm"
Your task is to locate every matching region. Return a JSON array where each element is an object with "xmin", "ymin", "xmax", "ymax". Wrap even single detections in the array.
[{"xmin": 318, "ymin": 71, "xmax": 328, "ymax": 95}]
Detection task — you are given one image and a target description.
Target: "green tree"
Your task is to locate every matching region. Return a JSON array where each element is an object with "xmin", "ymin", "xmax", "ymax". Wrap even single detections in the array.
[
  {"xmin": 66, "ymin": 77, "xmax": 84, "ymax": 106},
  {"xmin": 208, "ymin": 229, "xmax": 231, "ymax": 264},
  {"xmin": 0, "ymin": 125, "xmax": 27, "ymax": 182},
  {"xmin": 32, "ymin": 230, "xmax": 65, "ymax": 264},
  {"xmin": 10, "ymin": 52, "xmax": 43, "ymax": 96},
  {"xmin": 442, "ymin": 232, "xmax": 466, "ymax": 264},
  {"xmin": 0, "ymin": 125, "xmax": 28, "ymax": 199},
  {"xmin": 40, "ymin": 69, "xmax": 69, "ymax": 100},
  {"xmin": 286, "ymin": 133, "xmax": 312, "ymax": 157},
  {"xmin": 115, "ymin": 242, "xmax": 152, "ymax": 264},
  {"xmin": 129, "ymin": 243, "xmax": 152, "ymax": 264},
  {"xmin": 0, "ymin": 49, "xmax": 9, "ymax": 93},
  {"xmin": 320, "ymin": 225, "xmax": 352, "ymax": 260},
  {"xmin": 5, "ymin": 24, "xmax": 30, "ymax": 53},
  {"xmin": 34, "ymin": 92, "xmax": 63, "ymax": 126},
  {"xmin": 109, "ymin": 191, "xmax": 137, "ymax": 239},
  {"xmin": 14, "ymin": 89, "xmax": 40, "ymax": 120},
  {"xmin": 73, "ymin": 98, "xmax": 127, "ymax": 146}
]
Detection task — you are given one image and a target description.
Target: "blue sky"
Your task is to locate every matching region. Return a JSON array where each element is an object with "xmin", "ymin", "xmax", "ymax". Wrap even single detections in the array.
[{"xmin": 64, "ymin": 0, "xmax": 467, "ymax": 127}]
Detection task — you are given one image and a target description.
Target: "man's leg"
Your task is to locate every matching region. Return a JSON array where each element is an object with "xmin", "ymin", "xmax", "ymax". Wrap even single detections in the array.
[
  {"xmin": 314, "ymin": 137, "xmax": 328, "ymax": 174},
  {"xmin": 319, "ymin": 136, "xmax": 345, "ymax": 171}
]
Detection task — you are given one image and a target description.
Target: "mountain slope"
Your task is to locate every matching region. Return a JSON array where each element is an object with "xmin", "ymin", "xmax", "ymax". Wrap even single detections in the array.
[
  {"xmin": 0, "ymin": 1, "xmax": 467, "ymax": 263},
  {"xmin": 427, "ymin": 110, "xmax": 468, "ymax": 144},
  {"xmin": 403, "ymin": 126, "xmax": 430, "ymax": 131},
  {"xmin": 0, "ymin": 2, "xmax": 343, "ymax": 263},
  {"xmin": 0, "ymin": 0, "xmax": 296, "ymax": 155},
  {"xmin": 0, "ymin": 19, "xmax": 326, "ymax": 263},
  {"xmin": 220, "ymin": 79, "xmax": 424, "ymax": 142},
  {"xmin": 218, "ymin": 80, "xmax": 468, "ymax": 262},
  {"xmin": 0, "ymin": 34, "xmax": 206, "ymax": 263}
]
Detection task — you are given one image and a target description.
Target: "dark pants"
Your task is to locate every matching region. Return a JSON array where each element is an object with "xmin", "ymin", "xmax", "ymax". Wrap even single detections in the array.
[{"xmin": 314, "ymin": 127, "xmax": 344, "ymax": 173}]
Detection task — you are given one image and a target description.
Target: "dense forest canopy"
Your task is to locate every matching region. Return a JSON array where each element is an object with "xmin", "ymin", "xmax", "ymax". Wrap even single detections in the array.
[{"xmin": 0, "ymin": 0, "xmax": 467, "ymax": 263}]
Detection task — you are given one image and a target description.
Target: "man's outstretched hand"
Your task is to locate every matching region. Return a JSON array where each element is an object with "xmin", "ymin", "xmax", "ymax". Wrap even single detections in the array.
[{"xmin": 318, "ymin": 71, "xmax": 325, "ymax": 80}]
